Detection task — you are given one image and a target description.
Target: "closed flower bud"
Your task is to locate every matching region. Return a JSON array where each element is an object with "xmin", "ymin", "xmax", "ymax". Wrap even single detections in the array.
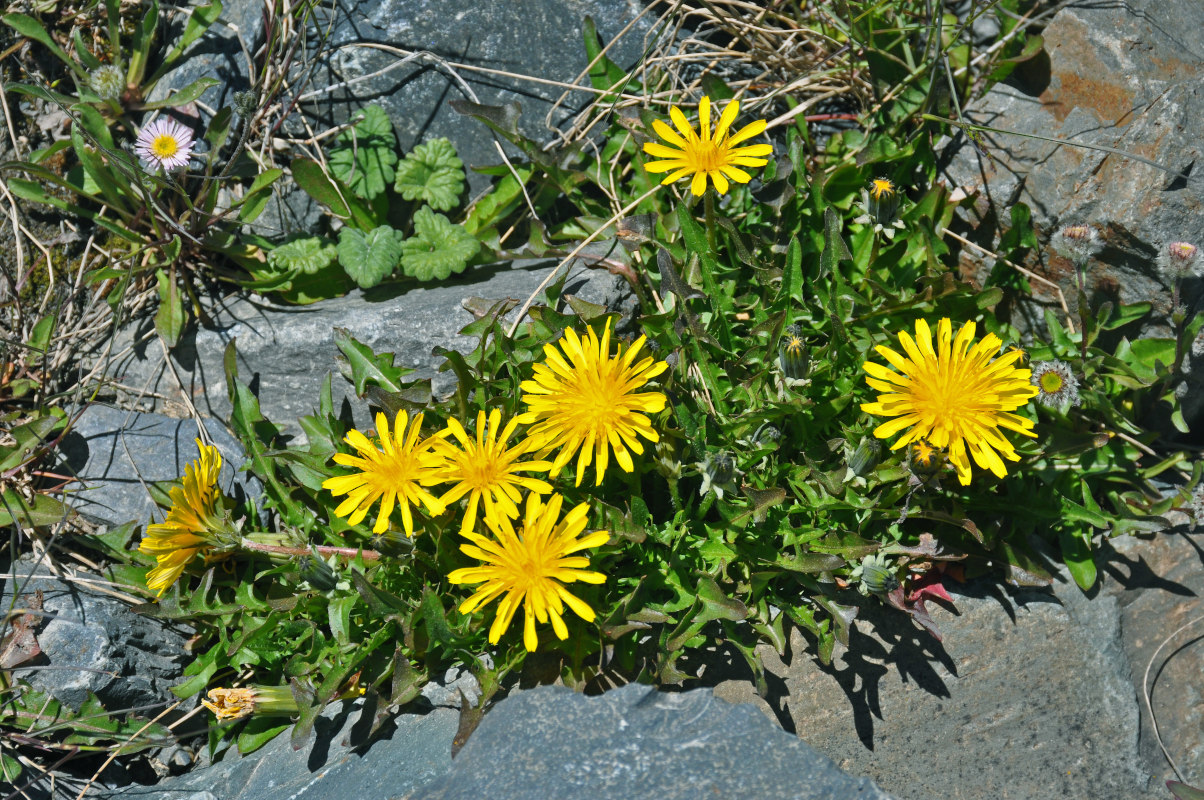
[
  {"xmin": 848, "ymin": 437, "xmax": 881, "ymax": 477},
  {"xmin": 853, "ymin": 553, "xmax": 899, "ymax": 596},
  {"xmin": 298, "ymin": 553, "xmax": 338, "ymax": 591},
  {"xmin": 697, "ymin": 451, "xmax": 737, "ymax": 500},
  {"xmin": 232, "ymin": 90, "xmax": 259, "ymax": 118}
]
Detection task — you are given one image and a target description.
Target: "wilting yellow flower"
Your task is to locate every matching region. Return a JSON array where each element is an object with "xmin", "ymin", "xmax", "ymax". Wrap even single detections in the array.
[
  {"xmin": 861, "ymin": 318, "xmax": 1038, "ymax": 485},
  {"xmin": 202, "ymin": 685, "xmax": 299, "ymax": 721},
  {"xmin": 323, "ymin": 411, "xmax": 445, "ymax": 537},
  {"xmin": 642, "ymin": 96, "xmax": 773, "ymax": 196},
  {"xmin": 448, "ymin": 493, "xmax": 608, "ymax": 652},
  {"xmin": 518, "ymin": 319, "xmax": 667, "ymax": 487},
  {"xmin": 138, "ymin": 440, "xmax": 231, "ymax": 597},
  {"xmin": 433, "ymin": 409, "xmax": 553, "ymax": 535}
]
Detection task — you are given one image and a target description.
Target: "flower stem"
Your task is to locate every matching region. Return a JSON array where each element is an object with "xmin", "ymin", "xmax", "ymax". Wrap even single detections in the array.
[
  {"xmin": 239, "ymin": 538, "xmax": 381, "ymax": 562},
  {"xmin": 703, "ymin": 191, "xmax": 717, "ymax": 252}
]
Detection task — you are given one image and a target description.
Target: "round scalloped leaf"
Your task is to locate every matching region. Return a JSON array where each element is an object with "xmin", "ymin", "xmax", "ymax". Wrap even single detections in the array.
[
  {"xmin": 400, "ymin": 207, "xmax": 480, "ymax": 281},
  {"xmin": 268, "ymin": 236, "xmax": 338, "ymax": 274},
  {"xmin": 329, "ymin": 105, "xmax": 398, "ymax": 200},
  {"xmin": 393, "ymin": 138, "xmax": 465, "ymax": 211},
  {"xmin": 338, "ymin": 225, "xmax": 403, "ymax": 288}
]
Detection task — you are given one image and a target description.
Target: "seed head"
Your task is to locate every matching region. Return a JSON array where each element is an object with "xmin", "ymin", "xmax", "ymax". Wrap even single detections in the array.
[{"xmin": 89, "ymin": 64, "xmax": 125, "ymax": 102}]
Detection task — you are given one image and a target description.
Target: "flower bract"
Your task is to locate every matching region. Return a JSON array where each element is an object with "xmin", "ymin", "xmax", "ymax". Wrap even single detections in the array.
[
  {"xmin": 448, "ymin": 493, "xmax": 608, "ymax": 652},
  {"xmin": 642, "ymin": 96, "xmax": 773, "ymax": 196},
  {"xmin": 323, "ymin": 411, "xmax": 445, "ymax": 536},
  {"xmin": 135, "ymin": 118, "xmax": 194, "ymax": 171},
  {"xmin": 518, "ymin": 318, "xmax": 668, "ymax": 487},
  {"xmin": 433, "ymin": 409, "xmax": 553, "ymax": 535},
  {"xmin": 861, "ymin": 318, "xmax": 1038, "ymax": 485},
  {"xmin": 138, "ymin": 439, "xmax": 230, "ymax": 596}
]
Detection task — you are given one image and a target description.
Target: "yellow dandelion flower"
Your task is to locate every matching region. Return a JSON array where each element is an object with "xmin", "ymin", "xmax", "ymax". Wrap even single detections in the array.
[
  {"xmin": 642, "ymin": 95, "xmax": 774, "ymax": 196},
  {"xmin": 433, "ymin": 409, "xmax": 553, "ymax": 536},
  {"xmin": 448, "ymin": 493, "xmax": 609, "ymax": 652},
  {"xmin": 869, "ymin": 178, "xmax": 896, "ymax": 201},
  {"xmin": 322, "ymin": 411, "xmax": 445, "ymax": 537},
  {"xmin": 517, "ymin": 318, "xmax": 668, "ymax": 487},
  {"xmin": 138, "ymin": 440, "xmax": 231, "ymax": 597},
  {"xmin": 861, "ymin": 318, "xmax": 1039, "ymax": 485}
]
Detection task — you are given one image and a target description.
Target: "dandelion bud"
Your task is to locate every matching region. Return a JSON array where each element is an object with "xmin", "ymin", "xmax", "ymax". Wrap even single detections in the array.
[
  {"xmin": 753, "ymin": 423, "xmax": 781, "ymax": 447},
  {"xmin": 697, "ymin": 451, "xmax": 737, "ymax": 500},
  {"xmin": 1030, "ymin": 360, "xmax": 1081, "ymax": 412},
  {"xmin": 778, "ymin": 325, "xmax": 810, "ymax": 380},
  {"xmin": 232, "ymin": 90, "xmax": 259, "ymax": 118},
  {"xmin": 1157, "ymin": 241, "xmax": 1200, "ymax": 280},
  {"xmin": 853, "ymin": 553, "xmax": 899, "ymax": 596},
  {"xmin": 297, "ymin": 553, "xmax": 338, "ymax": 591},
  {"xmin": 1049, "ymin": 224, "xmax": 1102, "ymax": 264},
  {"xmin": 202, "ymin": 685, "xmax": 299, "ymax": 721},
  {"xmin": 371, "ymin": 529, "xmax": 413, "ymax": 558},
  {"xmin": 848, "ymin": 437, "xmax": 881, "ymax": 477}
]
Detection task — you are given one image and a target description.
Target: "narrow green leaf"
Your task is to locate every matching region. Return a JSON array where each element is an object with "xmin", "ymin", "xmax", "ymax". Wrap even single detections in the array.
[{"xmin": 153, "ymin": 268, "xmax": 185, "ymax": 347}]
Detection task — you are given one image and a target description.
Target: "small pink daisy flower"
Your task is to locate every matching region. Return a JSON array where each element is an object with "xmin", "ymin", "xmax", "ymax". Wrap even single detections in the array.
[{"xmin": 135, "ymin": 118, "xmax": 194, "ymax": 171}]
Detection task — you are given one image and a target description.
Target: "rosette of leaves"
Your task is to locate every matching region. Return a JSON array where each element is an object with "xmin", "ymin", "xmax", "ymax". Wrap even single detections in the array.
[
  {"xmin": 337, "ymin": 225, "xmax": 403, "ymax": 288},
  {"xmin": 400, "ymin": 207, "xmax": 479, "ymax": 281},
  {"xmin": 393, "ymin": 138, "xmax": 465, "ymax": 211},
  {"xmin": 269, "ymin": 236, "xmax": 338, "ymax": 274},
  {"xmin": 329, "ymin": 105, "xmax": 398, "ymax": 201}
]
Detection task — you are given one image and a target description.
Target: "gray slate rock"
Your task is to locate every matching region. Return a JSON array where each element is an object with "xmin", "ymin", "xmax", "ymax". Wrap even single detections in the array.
[
  {"xmin": 98, "ymin": 259, "xmax": 633, "ymax": 443},
  {"xmin": 713, "ymin": 561, "xmax": 1163, "ymax": 800},
  {"xmin": 1, "ymin": 556, "xmax": 191, "ymax": 714},
  {"xmin": 302, "ymin": 0, "xmax": 659, "ymax": 193},
  {"xmin": 410, "ymin": 683, "xmax": 896, "ymax": 800},
  {"xmin": 941, "ymin": 0, "xmax": 1204, "ymax": 420},
  {"xmin": 106, "ymin": 700, "xmax": 458, "ymax": 800},
  {"xmin": 57, "ymin": 405, "xmax": 262, "ymax": 528},
  {"xmin": 1107, "ymin": 530, "xmax": 1204, "ymax": 787}
]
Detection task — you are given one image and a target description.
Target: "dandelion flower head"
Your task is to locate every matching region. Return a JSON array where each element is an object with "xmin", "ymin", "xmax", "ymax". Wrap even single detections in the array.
[
  {"xmin": 642, "ymin": 96, "xmax": 773, "ymax": 196},
  {"xmin": 433, "ymin": 409, "xmax": 553, "ymax": 536},
  {"xmin": 518, "ymin": 318, "xmax": 668, "ymax": 487},
  {"xmin": 448, "ymin": 493, "xmax": 608, "ymax": 652},
  {"xmin": 135, "ymin": 118, "xmax": 194, "ymax": 171},
  {"xmin": 861, "ymin": 318, "xmax": 1038, "ymax": 485},
  {"xmin": 323, "ymin": 411, "xmax": 445, "ymax": 537},
  {"xmin": 138, "ymin": 439, "xmax": 229, "ymax": 596}
]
